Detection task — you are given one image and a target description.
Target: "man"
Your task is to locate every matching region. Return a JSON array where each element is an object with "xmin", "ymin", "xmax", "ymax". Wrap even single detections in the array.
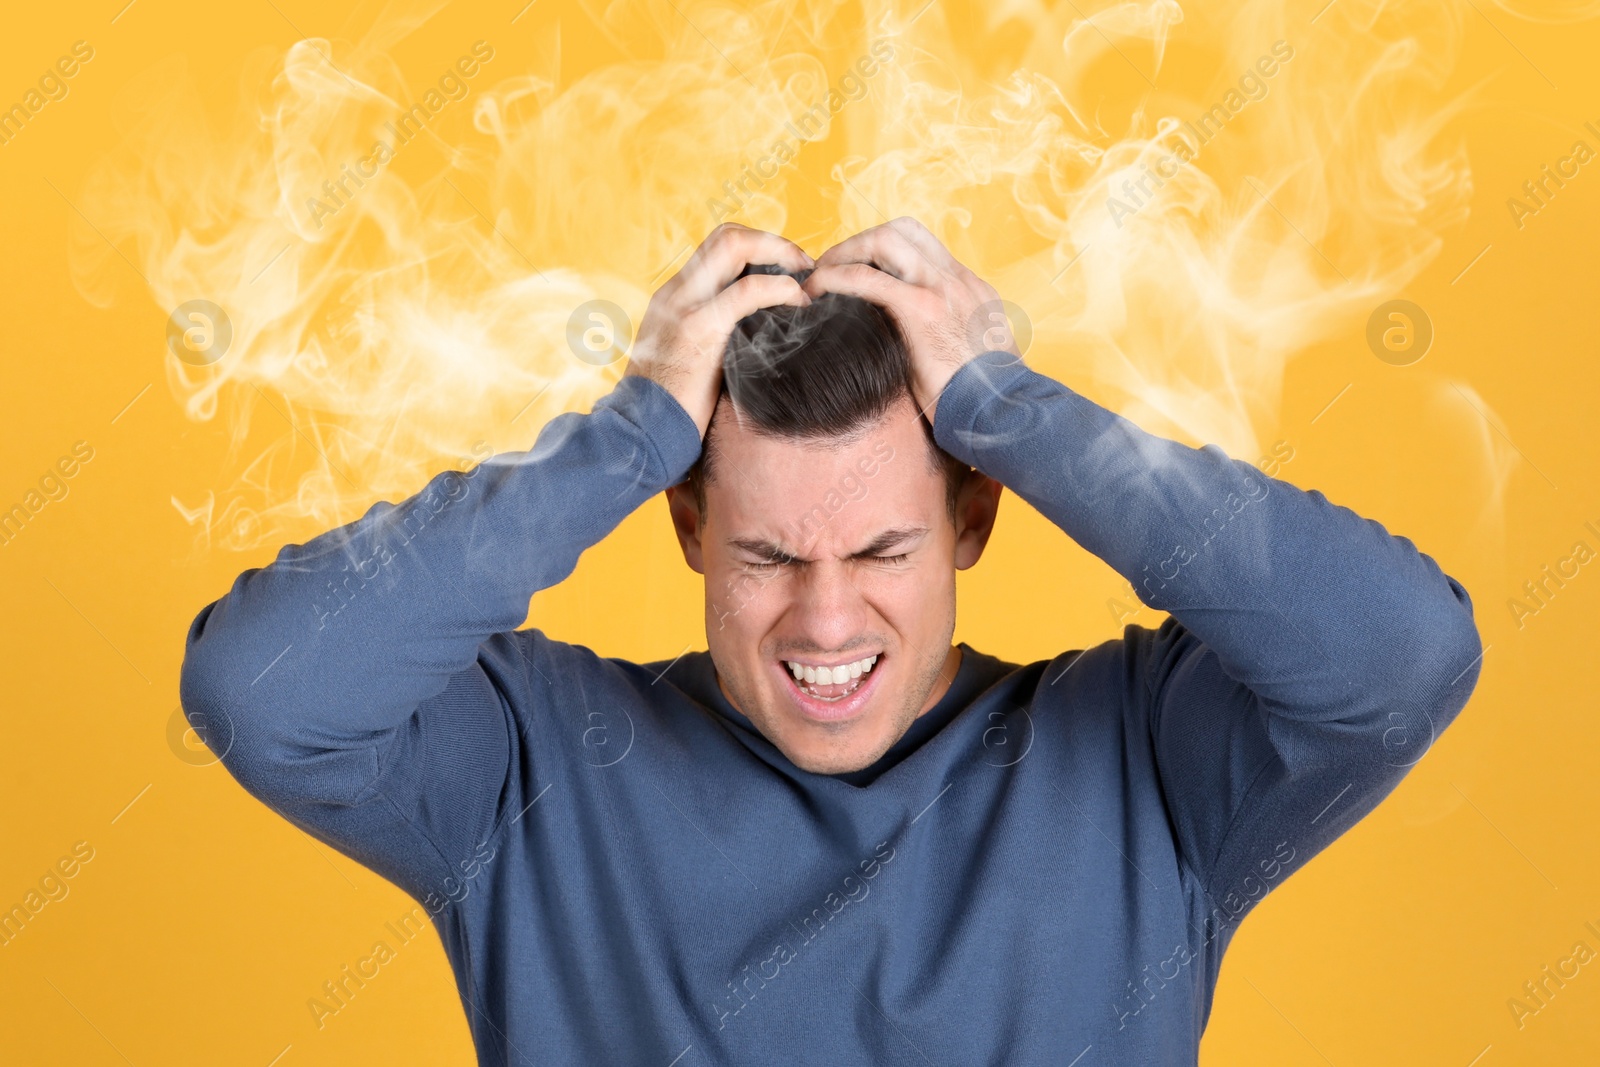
[{"xmin": 181, "ymin": 219, "xmax": 1483, "ymax": 1064}]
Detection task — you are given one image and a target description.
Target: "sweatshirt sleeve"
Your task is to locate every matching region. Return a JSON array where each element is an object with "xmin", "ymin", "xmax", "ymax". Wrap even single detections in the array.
[
  {"xmin": 932, "ymin": 352, "xmax": 1484, "ymax": 927},
  {"xmin": 178, "ymin": 375, "xmax": 701, "ymax": 906}
]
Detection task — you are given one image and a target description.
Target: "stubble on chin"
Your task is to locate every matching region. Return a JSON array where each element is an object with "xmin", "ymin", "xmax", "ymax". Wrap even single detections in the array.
[{"xmin": 727, "ymin": 653, "xmax": 948, "ymax": 775}]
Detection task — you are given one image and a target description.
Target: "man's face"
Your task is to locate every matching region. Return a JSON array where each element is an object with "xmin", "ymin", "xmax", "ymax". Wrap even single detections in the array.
[{"xmin": 669, "ymin": 396, "xmax": 998, "ymax": 774}]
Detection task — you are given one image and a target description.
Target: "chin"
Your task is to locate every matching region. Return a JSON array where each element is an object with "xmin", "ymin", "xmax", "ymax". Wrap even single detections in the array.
[
  {"xmin": 762, "ymin": 653, "xmax": 913, "ymax": 774},
  {"xmin": 785, "ymin": 748, "xmax": 879, "ymax": 775},
  {"xmin": 761, "ymin": 704, "xmax": 900, "ymax": 775}
]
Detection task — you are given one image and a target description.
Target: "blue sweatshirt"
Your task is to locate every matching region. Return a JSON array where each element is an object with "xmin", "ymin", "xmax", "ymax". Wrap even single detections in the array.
[{"xmin": 180, "ymin": 352, "xmax": 1483, "ymax": 1065}]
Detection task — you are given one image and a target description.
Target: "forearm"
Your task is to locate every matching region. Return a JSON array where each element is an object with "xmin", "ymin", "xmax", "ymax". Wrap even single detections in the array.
[
  {"xmin": 179, "ymin": 375, "xmax": 701, "ymax": 742},
  {"xmin": 932, "ymin": 352, "xmax": 1482, "ymax": 721}
]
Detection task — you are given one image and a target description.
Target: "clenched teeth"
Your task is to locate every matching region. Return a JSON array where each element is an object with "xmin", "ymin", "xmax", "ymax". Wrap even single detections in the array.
[{"xmin": 785, "ymin": 655, "xmax": 878, "ymax": 685}]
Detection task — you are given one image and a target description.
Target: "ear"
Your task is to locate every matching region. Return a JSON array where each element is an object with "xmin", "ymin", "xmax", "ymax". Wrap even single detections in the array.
[
  {"xmin": 952, "ymin": 471, "xmax": 1002, "ymax": 571},
  {"xmin": 666, "ymin": 484, "xmax": 707, "ymax": 574}
]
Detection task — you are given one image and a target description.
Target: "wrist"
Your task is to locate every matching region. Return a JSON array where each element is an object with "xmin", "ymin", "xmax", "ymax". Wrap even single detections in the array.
[
  {"xmin": 624, "ymin": 359, "xmax": 713, "ymax": 439},
  {"xmin": 929, "ymin": 350, "xmax": 1032, "ymax": 465},
  {"xmin": 915, "ymin": 351, "xmax": 978, "ymax": 423},
  {"xmin": 600, "ymin": 372, "xmax": 705, "ymax": 479}
]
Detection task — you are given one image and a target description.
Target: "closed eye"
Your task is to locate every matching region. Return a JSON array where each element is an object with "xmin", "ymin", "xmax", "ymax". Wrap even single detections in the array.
[
  {"xmin": 873, "ymin": 553, "xmax": 911, "ymax": 566},
  {"xmin": 739, "ymin": 550, "xmax": 799, "ymax": 575}
]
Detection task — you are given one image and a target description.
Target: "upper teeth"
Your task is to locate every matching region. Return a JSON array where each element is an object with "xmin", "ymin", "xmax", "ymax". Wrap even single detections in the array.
[{"xmin": 786, "ymin": 656, "xmax": 877, "ymax": 685}]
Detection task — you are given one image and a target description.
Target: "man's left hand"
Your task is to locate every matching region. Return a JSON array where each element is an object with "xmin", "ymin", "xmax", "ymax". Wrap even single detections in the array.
[{"xmin": 802, "ymin": 217, "xmax": 1017, "ymax": 424}]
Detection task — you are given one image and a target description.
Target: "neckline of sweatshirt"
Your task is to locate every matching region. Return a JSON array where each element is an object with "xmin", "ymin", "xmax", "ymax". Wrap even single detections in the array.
[{"xmin": 667, "ymin": 641, "xmax": 1021, "ymax": 788}]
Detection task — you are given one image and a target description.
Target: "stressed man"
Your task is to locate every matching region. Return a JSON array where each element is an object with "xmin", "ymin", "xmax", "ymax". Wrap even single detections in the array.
[{"xmin": 180, "ymin": 219, "xmax": 1484, "ymax": 1064}]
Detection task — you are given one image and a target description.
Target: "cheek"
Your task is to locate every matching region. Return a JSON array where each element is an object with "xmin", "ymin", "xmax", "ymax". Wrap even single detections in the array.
[
  {"xmin": 859, "ymin": 564, "xmax": 954, "ymax": 632},
  {"xmin": 705, "ymin": 563, "xmax": 788, "ymax": 641}
]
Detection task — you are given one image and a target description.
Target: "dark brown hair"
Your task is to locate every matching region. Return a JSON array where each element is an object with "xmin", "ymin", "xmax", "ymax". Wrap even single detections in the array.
[{"xmin": 683, "ymin": 288, "xmax": 968, "ymax": 516}]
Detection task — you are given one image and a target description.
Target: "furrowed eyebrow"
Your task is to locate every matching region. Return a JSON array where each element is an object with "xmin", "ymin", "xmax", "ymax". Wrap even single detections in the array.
[
  {"xmin": 850, "ymin": 525, "xmax": 929, "ymax": 558},
  {"xmin": 729, "ymin": 538, "xmax": 799, "ymax": 564},
  {"xmin": 728, "ymin": 525, "xmax": 929, "ymax": 563}
]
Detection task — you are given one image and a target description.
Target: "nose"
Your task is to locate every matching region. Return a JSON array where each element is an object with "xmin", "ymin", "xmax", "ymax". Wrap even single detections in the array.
[{"xmin": 789, "ymin": 560, "xmax": 870, "ymax": 652}]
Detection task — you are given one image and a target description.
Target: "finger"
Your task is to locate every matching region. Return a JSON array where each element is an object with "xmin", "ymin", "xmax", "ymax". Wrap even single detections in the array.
[
  {"xmin": 817, "ymin": 216, "xmax": 960, "ymax": 284},
  {"xmin": 677, "ymin": 224, "xmax": 814, "ymax": 304},
  {"xmin": 813, "ymin": 223, "xmax": 933, "ymax": 285},
  {"xmin": 801, "ymin": 263, "xmax": 921, "ymax": 313},
  {"xmin": 700, "ymin": 273, "xmax": 811, "ymax": 334},
  {"xmin": 884, "ymin": 216, "xmax": 960, "ymax": 275}
]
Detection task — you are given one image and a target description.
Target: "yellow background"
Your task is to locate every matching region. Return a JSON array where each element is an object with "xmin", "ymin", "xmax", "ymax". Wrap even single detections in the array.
[{"xmin": 2, "ymin": 0, "xmax": 1597, "ymax": 1064}]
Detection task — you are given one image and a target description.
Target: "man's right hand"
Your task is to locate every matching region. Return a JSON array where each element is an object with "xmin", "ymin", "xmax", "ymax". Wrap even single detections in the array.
[{"xmin": 625, "ymin": 223, "xmax": 814, "ymax": 438}]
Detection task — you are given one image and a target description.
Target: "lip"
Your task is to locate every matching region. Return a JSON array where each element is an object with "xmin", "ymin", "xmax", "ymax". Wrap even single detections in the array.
[{"xmin": 773, "ymin": 653, "xmax": 884, "ymax": 724}]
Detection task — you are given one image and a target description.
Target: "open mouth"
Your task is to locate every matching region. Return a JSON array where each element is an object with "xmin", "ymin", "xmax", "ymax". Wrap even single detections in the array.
[
  {"xmin": 784, "ymin": 655, "xmax": 876, "ymax": 697},
  {"xmin": 777, "ymin": 655, "xmax": 883, "ymax": 723}
]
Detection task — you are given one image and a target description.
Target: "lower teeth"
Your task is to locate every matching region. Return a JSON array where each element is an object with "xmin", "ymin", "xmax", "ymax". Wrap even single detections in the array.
[{"xmin": 801, "ymin": 678, "xmax": 862, "ymax": 699}]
